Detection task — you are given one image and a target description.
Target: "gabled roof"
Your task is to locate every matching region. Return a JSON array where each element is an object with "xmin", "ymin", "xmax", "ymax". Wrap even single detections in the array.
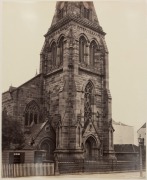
[
  {"xmin": 137, "ymin": 123, "xmax": 146, "ymax": 132},
  {"xmin": 112, "ymin": 120, "xmax": 133, "ymax": 127},
  {"xmin": 141, "ymin": 123, "xmax": 146, "ymax": 128},
  {"xmin": 24, "ymin": 121, "xmax": 48, "ymax": 147},
  {"xmin": 114, "ymin": 144, "xmax": 139, "ymax": 153},
  {"xmin": 2, "ymin": 73, "xmax": 42, "ymax": 94}
]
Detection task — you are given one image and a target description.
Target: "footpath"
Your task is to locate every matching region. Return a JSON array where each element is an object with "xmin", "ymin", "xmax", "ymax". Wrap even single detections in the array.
[{"xmin": 3, "ymin": 171, "xmax": 146, "ymax": 180}]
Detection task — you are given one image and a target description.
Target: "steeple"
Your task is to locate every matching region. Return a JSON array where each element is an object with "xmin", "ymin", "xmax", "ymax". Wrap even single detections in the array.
[
  {"xmin": 52, "ymin": 1, "xmax": 99, "ymax": 24},
  {"xmin": 45, "ymin": 1, "xmax": 105, "ymax": 37}
]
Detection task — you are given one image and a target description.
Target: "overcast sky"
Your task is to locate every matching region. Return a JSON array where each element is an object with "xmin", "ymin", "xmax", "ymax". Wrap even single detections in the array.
[{"xmin": 2, "ymin": 0, "xmax": 147, "ymax": 144}]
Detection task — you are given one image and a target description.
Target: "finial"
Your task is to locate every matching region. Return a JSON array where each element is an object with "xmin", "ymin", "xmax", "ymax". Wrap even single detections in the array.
[{"xmin": 35, "ymin": 69, "xmax": 38, "ymax": 76}]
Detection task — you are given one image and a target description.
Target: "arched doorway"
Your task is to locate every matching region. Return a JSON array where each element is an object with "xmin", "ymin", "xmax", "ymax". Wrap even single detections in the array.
[
  {"xmin": 40, "ymin": 139, "xmax": 55, "ymax": 161},
  {"xmin": 85, "ymin": 136, "xmax": 97, "ymax": 160}
]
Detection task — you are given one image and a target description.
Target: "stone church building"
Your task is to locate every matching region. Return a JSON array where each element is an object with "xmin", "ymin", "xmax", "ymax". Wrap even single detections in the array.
[{"xmin": 2, "ymin": 1, "xmax": 116, "ymax": 163}]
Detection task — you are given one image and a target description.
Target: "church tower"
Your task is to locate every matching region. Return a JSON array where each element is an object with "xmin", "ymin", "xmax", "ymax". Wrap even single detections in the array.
[{"xmin": 40, "ymin": 1, "xmax": 115, "ymax": 161}]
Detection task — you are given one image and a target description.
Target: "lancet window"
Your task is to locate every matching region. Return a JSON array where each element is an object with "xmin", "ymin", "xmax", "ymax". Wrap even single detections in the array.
[
  {"xmin": 51, "ymin": 42, "xmax": 57, "ymax": 66},
  {"xmin": 79, "ymin": 36, "xmax": 87, "ymax": 63},
  {"xmin": 59, "ymin": 37, "xmax": 64, "ymax": 65},
  {"xmin": 89, "ymin": 40, "xmax": 98, "ymax": 66},
  {"xmin": 84, "ymin": 7, "xmax": 90, "ymax": 19}
]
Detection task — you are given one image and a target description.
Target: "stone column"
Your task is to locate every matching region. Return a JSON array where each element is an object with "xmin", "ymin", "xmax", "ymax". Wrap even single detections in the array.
[
  {"xmin": 40, "ymin": 54, "xmax": 44, "ymax": 73},
  {"xmin": 104, "ymin": 52, "xmax": 109, "ymax": 89},
  {"xmin": 56, "ymin": 46, "xmax": 60, "ymax": 67},
  {"xmin": 86, "ymin": 44, "xmax": 90, "ymax": 65},
  {"xmin": 54, "ymin": 154, "xmax": 59, "ymax": 175}
]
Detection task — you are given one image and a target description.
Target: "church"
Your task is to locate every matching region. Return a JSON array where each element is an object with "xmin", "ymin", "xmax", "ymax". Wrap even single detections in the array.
[{"xmin": 2, "ymin": 1, "xmax": 116, "ymax": 164}]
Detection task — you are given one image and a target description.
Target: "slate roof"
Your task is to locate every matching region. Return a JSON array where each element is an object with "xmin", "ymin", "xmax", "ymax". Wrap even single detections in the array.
[
  {"xmin": 137, "ymin": 123, "xmax": 146, "ymax": 132},
  {"xmin": 114, "ymin": 144, "xmax": 139, "ymax": 153},
  {"xmin": 112, "ymin": 120, "xmax": 133, "ymax": 127},
  {"xmin": 24, "ymin": 121, "xmax": 47, "ymax": 147}
]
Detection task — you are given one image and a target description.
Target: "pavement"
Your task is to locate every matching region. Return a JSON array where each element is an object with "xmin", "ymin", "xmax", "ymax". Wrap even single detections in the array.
[{"xmin": 3, "ymin": 171, "xmax": 146, "ymax": 180}]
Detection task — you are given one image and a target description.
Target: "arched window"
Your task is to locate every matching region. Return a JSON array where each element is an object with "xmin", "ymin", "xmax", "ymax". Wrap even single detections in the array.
[
  {"xmin": 25, "ymin": 101, "xmax": 40, "ymax": 126},
  {"xmin": 90, "ymin": 40, "xmax": 98, "ymax": 66},
  {"xmin": 51, "ymin": 42, "xmax": 57, "ymax": 66},
  {"xmin": 84, "ymin": 7, "xmax": 90, "ymax": 19},
  {"xmin": 79, "ymin": 36, "xmax": 87, "ymax": 63},
  {"xmin": 59, "ymin": 37, "xmax": 64, "ymax": 65},
  {"xmin": 84, "ymin": 81, "xmax": 94, "ymax": 124}
]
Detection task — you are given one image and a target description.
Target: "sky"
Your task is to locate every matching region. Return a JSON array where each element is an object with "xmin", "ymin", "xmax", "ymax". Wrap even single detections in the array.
[{"xmin": 2, "ymin": 0, "xmax": 147, "ymax": 144}]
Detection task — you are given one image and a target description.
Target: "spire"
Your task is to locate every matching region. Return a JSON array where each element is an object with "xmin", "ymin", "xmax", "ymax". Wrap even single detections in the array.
[
  {"xmin": 44, "ymin": 1, "xmax": 106, "ymax": 37},
  {"xmin": 51, "ymin": 1, "xmax": 99, "ymax": 26},
  {"xmin": 45, "ymin": 1, "xmax": 105, "ymax": 37}
]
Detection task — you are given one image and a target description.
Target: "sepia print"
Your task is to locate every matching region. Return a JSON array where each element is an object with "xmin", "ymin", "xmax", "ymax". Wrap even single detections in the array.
[{"xmin": 2, "ymin": 0, "xmax": 146, "ymax": 179}]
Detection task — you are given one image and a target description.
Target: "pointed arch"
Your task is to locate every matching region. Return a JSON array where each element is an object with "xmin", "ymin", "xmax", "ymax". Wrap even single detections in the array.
[
  {"xmin": 79, "ymin": 35, "xmax": 88, "ymax": 63},
  {"xmin": 58, "ymin": 36, "xmax": 64, "ymax": 65},
  {"xmin": 84, "ymin": 134, "xmax": 99, "ymax": 148},
  {"xmin": 57, "ymin": 34, "xmax": 66, "ymax": 45},
  {"xmin": 50, "ymin": 41, "xmax": 57, "ymax": 66},
  {"xmin": 79, "ymin": 33, "xmax": 89, "ymax": 42},
  {"xmin": 82, "ymin": 79, "xmax": 95, "ymax": 93},
  {"xmin": 39, "ymin": 137, "xmax": 55, "ymax": 161},
  {"xmin": 24, "ymin": 100, "xmax": 40, "ymax": 126},
  {"xmin": 89, "ymin": 40, "xmax": 99, "ymax": 66},
  {"xmin": 84, "ymin": 135, "xmax": 100, "ymax": 160}
]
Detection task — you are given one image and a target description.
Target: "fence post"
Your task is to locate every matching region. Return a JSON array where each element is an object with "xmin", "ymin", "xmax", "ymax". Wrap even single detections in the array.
[
  {"xmin": 82, "ymin": 159, "xmax": 84, "ymax": 173},
  {"xmin": 111, "ymin": 159, "xmax": 113, "ymax": 171},
  {"xmin": 54, "ymin": 154, "xmax": 59, "ymax": 175}
]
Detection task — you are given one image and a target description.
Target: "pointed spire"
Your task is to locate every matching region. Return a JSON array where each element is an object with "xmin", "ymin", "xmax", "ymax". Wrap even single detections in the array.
[
  {"xmin": 45, "ymin": 1, "xmax": 105, "ymax": 37},
  {"xmin": 9, "ymin": 84, "xmax": 16, "ymax": 92},
  {"xmin": 51, "ymin": 1, "xmax": 99, "ymax": 26}
]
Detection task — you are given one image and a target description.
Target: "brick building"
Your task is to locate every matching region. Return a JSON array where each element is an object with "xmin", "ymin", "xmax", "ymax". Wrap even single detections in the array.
[{"xmin": 2, "ymin": 1, "xmax": 116, "ymax": 163}]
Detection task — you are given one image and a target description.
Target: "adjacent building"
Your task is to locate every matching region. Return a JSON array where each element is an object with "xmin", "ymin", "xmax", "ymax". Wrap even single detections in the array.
[
  {"xmin": 113, "ymin": 120, "xmax": 134, "ymax": 144},
  {"xmin": 137, "ymin": 123, "xmax": 146, "ymax": 146}
]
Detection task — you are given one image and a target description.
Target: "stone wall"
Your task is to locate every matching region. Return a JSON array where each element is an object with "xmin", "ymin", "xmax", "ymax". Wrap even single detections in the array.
[{"xmin": 2, "ymin": 74, "xmax": 44, "ymax": 128}]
